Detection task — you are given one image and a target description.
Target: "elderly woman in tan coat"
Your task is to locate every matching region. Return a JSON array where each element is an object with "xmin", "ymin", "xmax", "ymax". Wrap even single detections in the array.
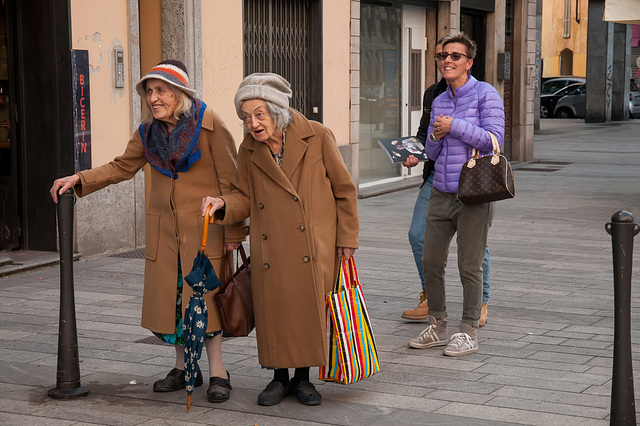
[
  {"xmin": 201, "ymin": 73, "xmax": 359, "ymax": 407},
  {"xmin": 50, "ymin": 60, "xmax": 247, "ymax": 403}
]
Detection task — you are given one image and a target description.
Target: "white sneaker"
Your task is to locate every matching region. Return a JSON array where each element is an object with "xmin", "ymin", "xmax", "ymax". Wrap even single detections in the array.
[
  {"xmin": 443, "ymin": 332, "xmax": 478, "ymax": 356},
  {"xmin": 408, "ymin": 316, "xmax": 447, "ymax": 349}
]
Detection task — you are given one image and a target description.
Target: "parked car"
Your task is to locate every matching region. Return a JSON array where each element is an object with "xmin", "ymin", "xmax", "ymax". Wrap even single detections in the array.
[
  {"xmin": 629, "ymin": 79, "xmax": 640, "ymax": 118},
  {"xmin": 554, "ymin": 83, "xmax": 586, "ymax": 118},
  {"xmin": 541, "ymin": 77, "xmax": 585, "ymax": 94},
  {"xmin": 540, "ymin": 83, "xmax": 584, "ymax": 118},
  {"xmin": 553, "ymin": 80, "xmax": 639, "ymax": 119}
]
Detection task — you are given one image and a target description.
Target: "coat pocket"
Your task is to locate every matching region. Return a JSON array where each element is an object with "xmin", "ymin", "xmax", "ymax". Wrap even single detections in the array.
[{"xmin": 145, "ymin": 211, "xmax": 161, "ymax": 260}]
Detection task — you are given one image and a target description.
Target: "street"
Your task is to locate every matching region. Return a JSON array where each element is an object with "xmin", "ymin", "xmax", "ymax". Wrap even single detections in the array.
[{"xmin": 1, "ymin": 118, "xmax": 639, "ymax": 425}]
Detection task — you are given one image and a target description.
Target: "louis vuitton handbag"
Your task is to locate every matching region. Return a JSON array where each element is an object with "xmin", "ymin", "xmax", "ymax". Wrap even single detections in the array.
[{"xmin": 457, "ymin": 132, "xmax": 515, "ymax": 204}]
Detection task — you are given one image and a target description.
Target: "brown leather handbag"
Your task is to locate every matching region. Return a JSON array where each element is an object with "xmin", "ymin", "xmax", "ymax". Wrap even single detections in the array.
[
  {"xmin": 214, "ymin": 245, "xmax": 254, "ymax": 337},
  {"xmin": 457, "ymin": 132, "xmax": 515, "ymax": 205}
]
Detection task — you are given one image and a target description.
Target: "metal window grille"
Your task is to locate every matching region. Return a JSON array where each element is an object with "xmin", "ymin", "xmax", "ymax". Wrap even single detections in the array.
[
  {"xmin": 410, "ymin": 49, "xmax": 421, "ymax": 111},
  {"xmin": 505, "ymin": 0, "xmax": 513, "ymax": 38},
  {"xmin": 243, "ymin": 0, "xmax": 311, "ymax": 116},
  {"xmin": 563, "ymin": 0, "xmax": 571, "ymax": 38}
]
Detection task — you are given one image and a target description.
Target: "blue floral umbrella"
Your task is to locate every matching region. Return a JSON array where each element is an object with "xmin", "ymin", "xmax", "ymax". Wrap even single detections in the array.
[{"xmin": 182, "ymin": 210, "xmax": 222, "ymax": 411}]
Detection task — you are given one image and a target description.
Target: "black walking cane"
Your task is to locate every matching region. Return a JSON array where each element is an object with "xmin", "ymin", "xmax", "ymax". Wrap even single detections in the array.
[
  {"xmin": 48, "ymin": 189, "xmax": 88, "ymax": 399},
  {"xmin": 605, "ymin": 210, "xmax": 638, "ymax": 425}
]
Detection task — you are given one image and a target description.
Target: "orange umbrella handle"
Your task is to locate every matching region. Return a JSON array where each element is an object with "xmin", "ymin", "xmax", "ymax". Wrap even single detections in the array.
[{"xmin": 201, "ymin": 205, "xmax": 215, "ymax": 250}]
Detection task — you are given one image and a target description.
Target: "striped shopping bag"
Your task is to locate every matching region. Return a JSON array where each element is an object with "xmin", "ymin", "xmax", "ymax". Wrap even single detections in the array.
[{"xmin": 319, "ymin": 256, "xmax": 380, "ymax": 384}]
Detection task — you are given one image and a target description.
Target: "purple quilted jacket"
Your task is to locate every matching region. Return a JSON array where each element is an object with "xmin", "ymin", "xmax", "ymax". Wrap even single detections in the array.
[{"xmin": 426, "ymin": 75, "xmax": 505, "ymax": 194}]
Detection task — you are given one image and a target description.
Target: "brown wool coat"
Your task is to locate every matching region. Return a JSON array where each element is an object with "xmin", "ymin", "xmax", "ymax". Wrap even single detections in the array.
[
  {"xmin": 75, "ymin": 108, "xmax": 248, "ymax": 334},
  {"xmin": 218, "ymin": 109, "xmax": 359, "ymax": 368}
]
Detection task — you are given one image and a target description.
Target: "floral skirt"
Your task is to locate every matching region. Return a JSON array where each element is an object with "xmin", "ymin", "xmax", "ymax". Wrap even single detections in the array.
[{"xmin": 153, "ymin": 257, "xmax": 220, "ymax": 345}]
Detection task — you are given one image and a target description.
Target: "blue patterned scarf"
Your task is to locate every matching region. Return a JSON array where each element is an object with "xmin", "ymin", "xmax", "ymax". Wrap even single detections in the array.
[{"xmin": 139, "ymin": 98, "xmax": 206, "ymax": 179}]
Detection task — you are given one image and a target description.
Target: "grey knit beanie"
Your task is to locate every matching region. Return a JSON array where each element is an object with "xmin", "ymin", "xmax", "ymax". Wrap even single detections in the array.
[{"xmin": 234, "ymin": 73, "xmax": 292, "ymax": 118}]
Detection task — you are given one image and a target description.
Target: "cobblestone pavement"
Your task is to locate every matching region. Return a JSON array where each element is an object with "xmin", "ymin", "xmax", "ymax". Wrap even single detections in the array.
[{"xmin": 1, "ymin": 119, "xmax": 639, "ymax": 425}]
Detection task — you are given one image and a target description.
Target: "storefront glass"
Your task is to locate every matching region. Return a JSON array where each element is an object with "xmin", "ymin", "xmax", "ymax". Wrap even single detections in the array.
[{"xmin": 359, "ymin": 1, "xmax": 403, "ymax": 184}]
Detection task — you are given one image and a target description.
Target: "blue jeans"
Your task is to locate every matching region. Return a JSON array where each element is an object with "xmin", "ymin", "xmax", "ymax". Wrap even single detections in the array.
[
  {"xmin": 408, "ymin": 172, "xmax": 434, "ymax": 289},
  {"xmin": 482, "ymin": 245, "xmax": 490, "ymax": 303},
  {"xmin": 408, "ymin": 172, "xmax": 491, "ymax": 302}
]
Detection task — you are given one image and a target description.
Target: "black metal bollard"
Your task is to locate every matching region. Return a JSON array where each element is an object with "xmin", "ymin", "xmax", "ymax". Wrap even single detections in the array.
[
  {"xmin": 605, "ymin": 210, "xmax": 639, "ymax": 425},
  {"xmin": 48, "ymin": 189, "xmax": 88, "ymax": 399}
]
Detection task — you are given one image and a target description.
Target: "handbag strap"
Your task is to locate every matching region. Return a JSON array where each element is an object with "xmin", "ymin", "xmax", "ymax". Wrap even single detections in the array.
[
  {"xmin": 224, "ymin": 250, "xmax": 234, "ymax": 285},
  {"xmin": 346, "ymin": 256, "xmax": 360, "ymax": 288},
  {"xmin": 237, "ymin": 245, "xmax": 249, "ymax": 268},
  {"xmin": 468, "ymin": 132, "xmax": 501, "ymax": 168},
  {"xmin": 222, "ymin": 244, "xmax": 248, "ymax": 287},
  {"xmin": 334, "ymin": 256, "xmax": 349, "ymax": 293},
  {"xmin": 470, "ymin": 131, "xmax": 500, "ymax": 158}
]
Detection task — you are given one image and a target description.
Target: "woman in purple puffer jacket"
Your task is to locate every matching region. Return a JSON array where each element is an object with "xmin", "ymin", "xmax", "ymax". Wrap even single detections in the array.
[{"xmin": 407, "ymin": 32, "xmax": 505, "ymax": 357}]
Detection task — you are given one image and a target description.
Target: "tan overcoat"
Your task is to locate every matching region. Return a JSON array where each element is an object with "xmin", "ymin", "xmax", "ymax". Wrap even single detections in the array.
[
  {"xmin": 219, "ymin": 109, "xmax": 359, "ymax": 368},
  {"xmin": 75, "ymin": 108, "xmax": 248, "ymax": 334}
]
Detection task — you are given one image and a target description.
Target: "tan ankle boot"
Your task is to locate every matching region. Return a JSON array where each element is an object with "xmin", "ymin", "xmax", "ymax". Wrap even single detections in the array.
[
  {"xmin": 402, "ymin": 290, "xmax": 429, "ymax": 320},
  {"xmin": 479, "ymin": 303, "xmax": 488, "ymax": 327}
]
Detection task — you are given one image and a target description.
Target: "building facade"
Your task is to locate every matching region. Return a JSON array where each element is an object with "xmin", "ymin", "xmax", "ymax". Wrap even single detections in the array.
[
  {"xmin": 0, "ymin": 0, "xmax": 536, "ymax": 256},
  {"xmin": 540, "ymin": 0, "xmax": 589, "ymax": 78}
]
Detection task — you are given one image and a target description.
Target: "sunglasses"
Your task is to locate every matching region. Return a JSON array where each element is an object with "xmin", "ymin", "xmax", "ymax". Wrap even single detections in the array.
[{"xmin": 434, "ymin": 52, "xmax": 471, "ymax": 62}]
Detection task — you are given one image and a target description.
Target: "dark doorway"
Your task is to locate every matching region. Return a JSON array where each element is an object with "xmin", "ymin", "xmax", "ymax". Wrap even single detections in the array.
[
  {"xmin": 243, "ymin": 0, "xmax": 323, "ymax": 122},
  {"xmin": 460, "ymin": 10, "xmax": 486, "ymax": 83},
  {"xmin": 0, "ymin": 1, "xmax": 18, "ymax": 250},
  {"xmin": 1, "ymin": 0, "xmax": 74, "ymax": 251}
]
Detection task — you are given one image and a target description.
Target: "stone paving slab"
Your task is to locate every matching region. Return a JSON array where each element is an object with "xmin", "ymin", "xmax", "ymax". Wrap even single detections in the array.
[{"xmin": 1, "ymin": 119, "xmax": 640, "ymax": 424}]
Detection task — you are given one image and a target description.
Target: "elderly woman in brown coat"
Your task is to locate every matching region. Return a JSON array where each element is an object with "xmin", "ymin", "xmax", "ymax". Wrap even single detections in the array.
[
  {"xmin": 201, "ymin": 73, "xmax": 359, "ymax": 407},
  {"xmin": 50, "ymin": 60, "xmax": 248, "ymax": 403}
]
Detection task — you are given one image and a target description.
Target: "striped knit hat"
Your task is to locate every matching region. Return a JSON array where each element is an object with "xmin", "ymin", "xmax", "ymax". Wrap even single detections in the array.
[{"xmin": 136, "ymin": 59, "xmax": 196, "ymax": 98}]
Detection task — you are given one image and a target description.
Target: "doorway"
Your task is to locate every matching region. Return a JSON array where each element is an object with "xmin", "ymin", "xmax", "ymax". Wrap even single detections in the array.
[
  {"xmin": 460, "ymin": 10, "xmax": 486, "ymax": 83},
  {"xmin": 560, "ymin": 48, "xmax": 574, "ymax": 75},
  {"xmin": 402, "ymin": 4, "xmax": 425, "ymax": 139},
  {"xmin": 0, "ymin": 1, "xmax": 17, "ymax": 250},
  {"xmin": 359, "ymin": 1, "xmax": 403, "ymax": 184},
  {"xmin": 0, "ymin": 0, "xmax": 74, "ymax": 252}
]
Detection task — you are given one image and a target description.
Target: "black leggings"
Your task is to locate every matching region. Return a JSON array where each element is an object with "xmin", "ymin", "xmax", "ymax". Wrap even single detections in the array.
[{"xmin": 274, "ymin": 367, "xmax": 310, "ymax": 385}]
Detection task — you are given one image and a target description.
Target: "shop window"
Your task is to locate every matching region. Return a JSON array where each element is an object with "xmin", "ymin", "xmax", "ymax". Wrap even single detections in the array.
[
  {"xmin": 563, "ymin": 0, "xmax": 571, "ymax": 38},
  {"xmin": 410, "ymin": 50, "xmax": 421, "ymax": 111}
]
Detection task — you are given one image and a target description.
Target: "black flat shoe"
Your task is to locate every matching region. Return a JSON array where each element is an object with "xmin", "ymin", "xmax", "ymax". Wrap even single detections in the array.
[
  {"xmin": 290, "ymin": 380, "xmax": 322, "ymax": 405},
  {"xmin": 207, "ymin": 372, "xmax": 232, "ymax": 403},
  {"xmin": 153, "ymin": 367, "xmax": 204, "ymax": 392},
  {"xmin": 258, "ymin": 380, "xmax": 290, "ymax": 406}
]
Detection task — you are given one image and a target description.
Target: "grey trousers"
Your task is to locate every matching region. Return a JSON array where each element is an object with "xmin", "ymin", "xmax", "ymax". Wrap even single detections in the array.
[{"xmin": 422, "ymin": 189, "xmax": 494, "ymax": 328}]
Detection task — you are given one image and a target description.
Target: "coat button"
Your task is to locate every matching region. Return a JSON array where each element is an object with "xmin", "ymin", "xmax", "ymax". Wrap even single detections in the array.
[
  {"xmin": 264, "ymin": 263, "xmax": 270, "ymax": 269},
  {"xmin": 258, "ymin": 203, "xmax": 264, "ymax": 209},
  {"xmin": 298, "ymin": 225, "xmax": 305, "ymax": 232},
  {"xmin": 292, "ymin": 196, "xmax": 299, "ymax": 201},
  {"xmin": 262, "ymin": 234, "xmax": 268, "ymax": 240},
  {"xmin": 303, "ymin": 256, "xmax": 310, "ymax": 263}
]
